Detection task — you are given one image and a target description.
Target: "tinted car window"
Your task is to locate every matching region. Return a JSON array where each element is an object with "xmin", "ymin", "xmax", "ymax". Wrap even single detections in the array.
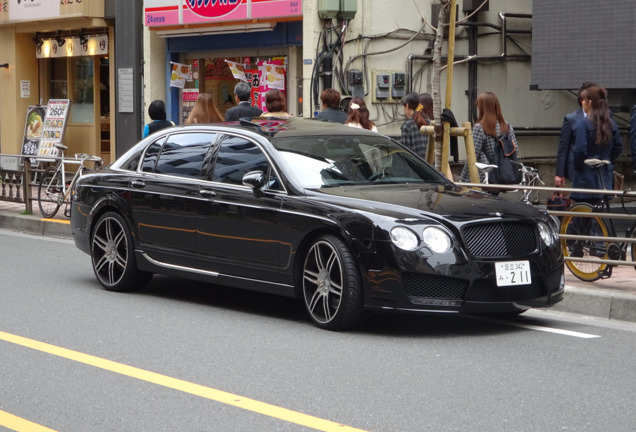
[
  {"xmin": 273, "ymin": 135, "xmax": 450, "ymax": 188},
  {"xmin": 141, "ymin": 139, "xmax": 164, "ymax": 173},
  {"xmin": 153, "ymin": 133, "xmax": 216, "ymax": 179},
  {"xmin": 212, "ymin": 135, "xmax": 276, "ymax": 188}
]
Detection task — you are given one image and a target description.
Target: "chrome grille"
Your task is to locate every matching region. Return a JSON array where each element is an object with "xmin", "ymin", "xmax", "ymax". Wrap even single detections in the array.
[{"xmin": 462, "ymin": 221, "xmax": 537, "ymax": 258}]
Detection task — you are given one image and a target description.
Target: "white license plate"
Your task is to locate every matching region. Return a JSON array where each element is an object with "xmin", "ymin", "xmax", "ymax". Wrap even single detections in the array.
[{"xmin": 495, "ymin": 260, "xmax": 532, "ymax": 286}]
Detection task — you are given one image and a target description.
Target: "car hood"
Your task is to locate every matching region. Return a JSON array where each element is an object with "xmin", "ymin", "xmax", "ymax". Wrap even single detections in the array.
[{"xmin": 306, "ymin": 184, "xmax": 547, "ymax": 223}]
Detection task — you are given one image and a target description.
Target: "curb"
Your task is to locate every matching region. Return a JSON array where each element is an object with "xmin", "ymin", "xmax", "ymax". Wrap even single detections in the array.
[
  {"xmin": 554, "ymin": 285, "xmax": 636, "ymax": 323},
  {"xmin": 0, "ymin": 212, "xmax": 72, "ymax": 240}
]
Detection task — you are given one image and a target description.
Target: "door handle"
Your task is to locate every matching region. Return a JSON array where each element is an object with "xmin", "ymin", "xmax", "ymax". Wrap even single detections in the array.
[
  {"xmin": 131, "ymin": 180, "xmax": 145, "ymax": 189},
  {"xmin": 199, "ymin": 189, "xmax": 216, "ymax": 198}
]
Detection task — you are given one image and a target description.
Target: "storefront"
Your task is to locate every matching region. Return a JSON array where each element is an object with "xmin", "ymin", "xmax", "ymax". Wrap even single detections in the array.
[
  {"xmin": 0, "ymin": 1, "xmax": 115, "ymax": 163},
  {"xmin": 143, "ymin": 1, "xmax": 303, "ymax": 124}
]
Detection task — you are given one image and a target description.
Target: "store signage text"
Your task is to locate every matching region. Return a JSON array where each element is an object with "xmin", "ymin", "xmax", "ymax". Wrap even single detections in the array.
[
  {"xmin": 185, "ymin": 0, "xmax": 239, "ymax": 19},
  {"xmin": 144, "ymin": 0, "xmax": 302, "ymax": 27}
]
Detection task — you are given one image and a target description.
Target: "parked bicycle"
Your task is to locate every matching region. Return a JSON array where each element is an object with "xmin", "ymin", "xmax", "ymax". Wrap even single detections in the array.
[
  {"xmin": 559, "ymin": 158, "xmax": 636, "ymax": 281},
  {"xmin": 37, "ymin": 143, "xmax": 102, "ymax": 218},
  {"xmin": 475, "ymin": 160, "xmax": 544, "ymax": 204}
]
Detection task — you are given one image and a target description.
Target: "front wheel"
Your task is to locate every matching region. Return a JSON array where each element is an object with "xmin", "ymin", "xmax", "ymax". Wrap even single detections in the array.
[
  {"xmin": 301, "ymin": 235, "xmax": 364, "ymax": 331},
  {"xmin": 560, "ymin": 203, "xmax": 610, "ymax": 282},
  {"xmin": 91, "ymin": 211, "xmax": 152, "ymax": 292},
  {"xmin": 38, "ymin": 166, "xmax": 62, "ymax": 218}
]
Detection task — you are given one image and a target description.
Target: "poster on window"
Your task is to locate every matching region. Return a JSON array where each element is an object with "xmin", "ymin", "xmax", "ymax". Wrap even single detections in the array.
[
  {"xmin": 38, "ymin": 99, "xmax": 71, "ymax": 159},
  {"xmin": 181, "ymin": 88, "xmax": 199, "ymax": 124},
  {"xmin": 245, "ymin": 70, "xmax": 261, "ymax": 108},
  {"xmin": 170, "ymin": 62, "xmax": 192, "ymax": 88},
  {"xmin": 20, "ymin": 105, "xmax": 46, "ymax": 166},
  {"xmin": 225, "ymin": 60, "xmax": 248, "ymax": 82},
  {"xmin": 261, "ymin": 62, "xmax": 286, "ymax": 90}
]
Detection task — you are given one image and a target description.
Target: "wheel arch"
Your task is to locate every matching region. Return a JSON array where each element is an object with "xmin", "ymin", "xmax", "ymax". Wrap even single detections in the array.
[{"xmin": 87, "ymin": 194, "xmax": 139, "ymax": 249}]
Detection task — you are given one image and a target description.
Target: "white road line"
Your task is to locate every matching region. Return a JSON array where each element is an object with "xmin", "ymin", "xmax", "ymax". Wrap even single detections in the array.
[{"xmin": 469, "ymin": 316, "xmax": 601, "ymax": 338}]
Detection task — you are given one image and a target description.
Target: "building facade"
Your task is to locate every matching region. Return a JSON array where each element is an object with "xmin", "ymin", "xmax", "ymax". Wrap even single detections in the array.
[{"xmin": 0, "ymin": 0, "xmax": 116, "ymax": 164}]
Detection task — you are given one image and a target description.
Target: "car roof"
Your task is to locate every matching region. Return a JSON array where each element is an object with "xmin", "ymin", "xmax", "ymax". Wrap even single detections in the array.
[{"xmin": 226, "ymin": 117, "xmax": 380, "ymax": 139}]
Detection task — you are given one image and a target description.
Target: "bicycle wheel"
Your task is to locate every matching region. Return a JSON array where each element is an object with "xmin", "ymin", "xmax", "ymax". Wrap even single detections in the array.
[
  {"xmin": 560, "ymin": 203, "xmax": 610, "ymax": 281},
  {"xmin": 38, "ymin": 166, "xmax": 63, "ymax": 218}
]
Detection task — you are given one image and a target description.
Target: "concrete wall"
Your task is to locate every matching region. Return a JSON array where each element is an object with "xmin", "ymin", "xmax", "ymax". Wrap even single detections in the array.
[{"xmin": 301, "ymin": 0, "xmax": 630, "ymax": 168}]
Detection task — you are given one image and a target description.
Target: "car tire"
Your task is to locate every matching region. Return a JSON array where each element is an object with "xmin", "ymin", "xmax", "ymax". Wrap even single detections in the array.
[
  {"xmin": 91, "ymin": 211, "xmax": 152, "ymax": 292},
  {"xmin": 301, "ymin": 234, "xmax": 363, "ymax": 331}
]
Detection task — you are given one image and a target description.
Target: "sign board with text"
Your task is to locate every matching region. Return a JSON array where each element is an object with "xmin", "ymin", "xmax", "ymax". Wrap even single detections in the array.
[
  {"xmin": 38, "ymin": 99, "xmax": 71, "ymax": 159},
  {"xmin": 144, "ymin": 0, "xmax": 302, "ymax": 27}
]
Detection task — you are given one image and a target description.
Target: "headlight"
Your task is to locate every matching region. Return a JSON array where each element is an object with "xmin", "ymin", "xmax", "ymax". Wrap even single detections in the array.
[
  {"xmin": 390, "ymin": 226, "xmax": 419, "ymax": 251},
  {"xmin": 422, "ymin": 227, "xmax": 452, "ymax": 254},
  {"xmin": 538, "ymin": 221, "xmax": 555, "ymax": 246}
]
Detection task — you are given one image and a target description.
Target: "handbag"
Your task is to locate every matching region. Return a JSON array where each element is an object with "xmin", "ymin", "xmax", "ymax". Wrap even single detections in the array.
[
  {"xmin": 613, "ymin": 170, "xmax": 624, "ymax": 191},
  {"xmin": 546, "ymin": 191, "xmax": 570, "ymax": 215}
]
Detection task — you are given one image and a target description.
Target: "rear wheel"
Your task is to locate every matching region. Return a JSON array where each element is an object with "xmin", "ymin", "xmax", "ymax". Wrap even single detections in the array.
[
  {"xmin": 91, "ymin": 211, "xmax": 152, "ymax": 292},
  {"xmin": 301, "ymin": 235, "xmax": 363, "ymax": 331},
  {"xmin": 38, "ymin": 166, "xmax": 62, "ymax": 218},
  {"xmin": 560, "ymin": 203, "xmax": 610, "ymax": 282}
]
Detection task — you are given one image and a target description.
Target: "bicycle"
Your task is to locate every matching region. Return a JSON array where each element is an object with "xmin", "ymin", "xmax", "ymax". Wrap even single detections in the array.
[
  {"xmin": 475, "ymin": 160, "xmax": 544, "ymax": 204},
  {"xmin": 516, "ymin": 161, "xmax": 545, "ymax": 204},
  {"xmin": 37, "ymin": 143, "xmax": 102, "ymax": 218},
  {"xmin": 559, "ymin": 158, "xmax": 636, "ymax": 281}
]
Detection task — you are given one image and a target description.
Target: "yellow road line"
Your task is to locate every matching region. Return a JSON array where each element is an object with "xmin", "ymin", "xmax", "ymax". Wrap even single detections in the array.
[
  {"xmin": 0, "ymin": 330, "xmax": 368, "ymax": 432},
  {"xmin": 0, "ymin": 409, "xmax": 58, "ymax": 432},
  {"xmin": 41, "ymin": 218, "xmax": 70, "ymax": 225}
]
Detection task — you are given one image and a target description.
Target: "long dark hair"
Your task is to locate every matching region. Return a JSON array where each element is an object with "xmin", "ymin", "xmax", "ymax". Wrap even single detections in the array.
[
  {"xmin": 581, "ymin": 85, "xmax": 613, "ymax": 145},
  {"xmin": 476, "ymin": 91, "xmax": 509, "ymax": 136},
  {"xmin": 402, "ymin": 92, "xmax": 429, "ymax": 128},
  {"xmin": 346, "ymin": 97, "xmax": 375, "ymax": 130}
]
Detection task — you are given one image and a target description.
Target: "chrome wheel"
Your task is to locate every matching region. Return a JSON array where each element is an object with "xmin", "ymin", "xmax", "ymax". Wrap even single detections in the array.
[
  {"xmin": 91, "ymin": 212, "xmax": 151, "ymax": 291},
  {"xmin": 302, "ymin": 235, "xmax": 362, "ymax": 330}
]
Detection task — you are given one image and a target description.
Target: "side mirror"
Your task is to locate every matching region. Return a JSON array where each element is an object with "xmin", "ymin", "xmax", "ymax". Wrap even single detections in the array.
[{"xmin": 242, "ymin": 170, "xmax": 265, "ymax": 197}]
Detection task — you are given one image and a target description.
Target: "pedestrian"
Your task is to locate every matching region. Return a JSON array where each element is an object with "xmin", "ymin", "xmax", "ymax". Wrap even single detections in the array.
[
  {"xmin": 315, "ymin": 88, "xmax": 348, "ymax": 124},
  {"xmin": 400, "ymin": 92, "xmax": 430, "ymax": 158},
  {"xmin": 345, "ymin": 97, "xmax": 377, "ymax": 132},
  {"xmin": 143, "ymin": 100, "xmax": 174, "ymax": 138},
  {"xmin": 261, "ymin": 89, "xmax": 292, "ymax": 117},
  {"xmin": 459, "ymin": 91, "xmax": 518, "ymax": 184},
  {"xmin": 629, "ymin": 104, "xmax": 636, "ymax": 173},
  {"xmin": 419, "ymin": 92, "xmax": 434, "ymax": 123},
  {"xmin": 555, "ymin": 82, "xmax": 596, "ymax": 187},
  {"xmin": 224, "ymin": 81, "xmax": 263, "ymax": 121},
  {"xmin": 571, "ymin": 84, "xmax": 622, "ymax": 203},
  {"xmin": 185, "ymin": 93, "xmax": 224, "ymax": 124}
]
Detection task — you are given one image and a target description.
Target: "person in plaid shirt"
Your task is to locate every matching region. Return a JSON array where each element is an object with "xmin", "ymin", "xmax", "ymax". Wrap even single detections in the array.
[
  {"xmin": 400, "ymin": 92, "xmax": 431, "ymax": 158},
  {"xmin": 460, "ymin": 91, "xmax": 517, "ymax": 184}
]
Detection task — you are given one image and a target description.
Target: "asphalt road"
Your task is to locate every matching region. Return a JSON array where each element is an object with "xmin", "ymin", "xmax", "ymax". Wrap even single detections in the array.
[{"xmin": 1, "ymin": 229, "xmax": 635, "ymax": 432}]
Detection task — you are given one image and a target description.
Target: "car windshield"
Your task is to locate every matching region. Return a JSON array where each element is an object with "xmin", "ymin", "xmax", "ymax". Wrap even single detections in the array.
[{"xmin": 273, "ymin": 135, "xmax": 450, "ymax": 188}]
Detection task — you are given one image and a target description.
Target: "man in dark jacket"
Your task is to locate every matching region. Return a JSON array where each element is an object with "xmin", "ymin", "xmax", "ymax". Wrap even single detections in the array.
[
  {"xmin": 555, "ymin": 82, "xmax": 595, "ymax": 187},
  {"xmin": 315, "ymin": 88, "xmax": 348, "ymax": 124},
  {"xmin": 224, "ymin": 82, "xmax": 263, "ymax": 121}
]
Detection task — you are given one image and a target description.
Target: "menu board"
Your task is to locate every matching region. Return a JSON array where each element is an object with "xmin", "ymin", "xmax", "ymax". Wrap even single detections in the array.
[
  {"xmin": 21, "ymin": 105, "xmax": 46, "ymax": 161},
  {"xmin": 38, "ymin": 99, "xmax": 71, "ymax": 159}
]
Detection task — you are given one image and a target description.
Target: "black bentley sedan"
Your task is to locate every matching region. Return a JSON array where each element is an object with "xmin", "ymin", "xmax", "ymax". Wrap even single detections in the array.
[{"xmin": 71, "ymin": 117, "xmax": 564, "ymax": 330}]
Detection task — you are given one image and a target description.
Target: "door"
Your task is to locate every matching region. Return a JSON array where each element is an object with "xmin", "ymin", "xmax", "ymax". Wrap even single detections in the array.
[
  {"xmin": 197, "ymin": 134, "xmax": 286, "ymax": 283},
  {"xmin": 129, "ymin": 132, "xmax": 218, "ymax": 268}
]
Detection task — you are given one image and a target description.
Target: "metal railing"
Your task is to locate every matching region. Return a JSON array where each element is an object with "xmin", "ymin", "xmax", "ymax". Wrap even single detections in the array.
[{"xmin": 0, "ymin": 153, "xmax": 93, "ymax": 215}]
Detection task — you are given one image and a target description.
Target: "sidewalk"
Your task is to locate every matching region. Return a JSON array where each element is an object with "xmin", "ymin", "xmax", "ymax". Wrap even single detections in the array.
[{"xmin": 1, "ymin": 200, "xmax": 635, "ymax": 323}]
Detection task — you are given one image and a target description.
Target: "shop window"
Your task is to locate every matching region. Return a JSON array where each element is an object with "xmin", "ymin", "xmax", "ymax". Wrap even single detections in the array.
[
  {"xmin": 50, "ymin": 58, "xmax": 68, "ymax": 99},
  {"xmin": 70, "ymin": 57, "xmax": 95, "ymax": 123}
]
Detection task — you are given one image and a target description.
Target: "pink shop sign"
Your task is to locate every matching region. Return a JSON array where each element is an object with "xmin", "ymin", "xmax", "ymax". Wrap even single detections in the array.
[{"xmin": 144, "ymin": 0, "xmax": 302, "ymax": 27}]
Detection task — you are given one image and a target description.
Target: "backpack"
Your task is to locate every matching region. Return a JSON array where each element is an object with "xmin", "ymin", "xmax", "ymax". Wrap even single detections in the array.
[{"xmin": 488, "ymin": 133, "xmax": 522, "ymax": 185}]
